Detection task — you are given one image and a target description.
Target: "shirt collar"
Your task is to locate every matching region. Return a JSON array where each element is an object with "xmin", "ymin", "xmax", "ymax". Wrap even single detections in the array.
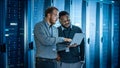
[{"xmin": 44, "ymin": 19, "xmax": 52, "ymax": 28}]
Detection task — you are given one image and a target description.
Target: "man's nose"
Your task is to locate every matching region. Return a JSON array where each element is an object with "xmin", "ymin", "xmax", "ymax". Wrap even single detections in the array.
[{"xmin": 65, "ymin": 21, "xmax": 69, "ymax": 24}]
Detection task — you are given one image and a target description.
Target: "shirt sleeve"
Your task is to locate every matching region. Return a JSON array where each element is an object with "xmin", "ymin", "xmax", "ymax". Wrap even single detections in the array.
[{"xmin": 34, "ymin": 24, "xmax": 64, "ymax": 46}]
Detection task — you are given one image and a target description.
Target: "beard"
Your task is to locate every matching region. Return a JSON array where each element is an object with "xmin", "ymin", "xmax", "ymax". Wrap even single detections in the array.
[
  {"xmin": 62, "ymin": 23, "xmax": 70, "ymax": 28},
  {"xmin": 49, "ymin": 17, "xmax": 56, "ymax": 25}
]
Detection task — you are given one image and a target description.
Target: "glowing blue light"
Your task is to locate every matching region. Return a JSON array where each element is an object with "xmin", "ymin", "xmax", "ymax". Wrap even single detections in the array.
[
  {"xmin": 5, "ymin": 34, "xmax": 9, "ymax": 37},
  {"xmin": 10, "ymin": 23, "xmax": 17, "ymax": 26},
  {"xmin": 5, "ymin": 29, "xmax": 9, "ymax": 31},
  {"xmin": 111, "ymin": 1, "xmax": 115, "ymax": 3}
]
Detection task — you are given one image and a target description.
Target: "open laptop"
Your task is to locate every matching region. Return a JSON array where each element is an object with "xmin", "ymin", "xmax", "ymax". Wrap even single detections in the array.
[{"xmin": 70, "ymin": 33, "xmax": 85, "ymax": 45}]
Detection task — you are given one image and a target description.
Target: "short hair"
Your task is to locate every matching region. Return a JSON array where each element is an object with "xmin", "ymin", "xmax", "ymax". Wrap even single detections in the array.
[
  {"xmin": 59, "ymin": 11, "xmax": 69, "ymax": 18},
  {"xmin": 45, "ymin": 6, "xmax": 58, "ymax": 17}
]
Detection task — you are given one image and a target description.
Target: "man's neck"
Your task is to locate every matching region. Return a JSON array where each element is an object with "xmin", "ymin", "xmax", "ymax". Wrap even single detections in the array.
[{"xmin": 62, "ymin": 25, "xmax": 70, "ymax": 29}]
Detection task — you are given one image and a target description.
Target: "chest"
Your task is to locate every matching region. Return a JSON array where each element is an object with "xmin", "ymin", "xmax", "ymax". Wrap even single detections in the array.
[
  {"xmin": 43, "ymin": 26, "xmax": 58, "ymax": 37},
  {"xmin": 58, "ymin": 29, "xmax": 76, "ymax": 39}
]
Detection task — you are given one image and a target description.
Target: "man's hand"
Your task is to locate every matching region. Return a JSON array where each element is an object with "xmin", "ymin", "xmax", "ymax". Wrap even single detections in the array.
[
  {"xmin": 64, "ymin": 38, "xmax": 72, "ymax": 42},
  {"xmin": 68, "ymin": 43, "xmax": 77, "ymax": 48}
]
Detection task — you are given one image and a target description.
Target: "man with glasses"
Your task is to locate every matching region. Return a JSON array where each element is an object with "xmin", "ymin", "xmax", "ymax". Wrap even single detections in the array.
[
  {"xmin": 57, "ymin": 11, "xmax": 85, "ymax": 68},
  {"xmin": 34, "ymin": 7, "xmax": 72, "ymax": 68}
]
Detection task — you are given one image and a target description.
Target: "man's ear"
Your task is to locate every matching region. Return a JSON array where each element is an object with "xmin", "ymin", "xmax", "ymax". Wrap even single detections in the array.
[{"xmin": 47, "ymin": 13, "xmax": 51, "ymax": 18}]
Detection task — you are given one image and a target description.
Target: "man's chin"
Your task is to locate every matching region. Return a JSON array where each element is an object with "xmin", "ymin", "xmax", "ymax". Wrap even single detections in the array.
[
  {"xmin": 65, "ymin": 25, "xmax": 70, "ymax": 28},
  {"xmin": 51, "ymin": 22, "xmax": 56, "ymax": 25}
]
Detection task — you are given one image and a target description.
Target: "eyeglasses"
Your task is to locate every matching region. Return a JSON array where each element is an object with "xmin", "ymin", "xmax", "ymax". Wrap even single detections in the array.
[
  {"xmin": 51, "ymin": 13, "xmax": 58, "ymax": 17},
  {"xmin": 61, "ymin": 19, "xmax": 70, "ymax": 23}
]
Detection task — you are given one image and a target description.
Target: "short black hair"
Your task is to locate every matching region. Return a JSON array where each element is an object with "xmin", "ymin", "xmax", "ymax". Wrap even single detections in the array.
[
  {"xmin": 59, "ymin": 11, "xmax": 69, "ymax": 18},
  {"xmin": 45, "ymin": 6, "xmax": 58, "ymax": 17}
]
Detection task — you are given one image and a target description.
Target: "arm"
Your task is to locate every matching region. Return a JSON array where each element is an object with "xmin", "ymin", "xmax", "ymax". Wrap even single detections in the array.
[{"xmin": 34, "ymin": 24, "xmax": 64, "ymax": 46}]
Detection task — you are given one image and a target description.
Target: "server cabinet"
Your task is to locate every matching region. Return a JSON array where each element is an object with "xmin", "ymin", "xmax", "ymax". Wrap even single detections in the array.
[
  {"xmin": 0, "ymin": 1, "xmax": 6, "ymax": 67},
  {"xmin": 70, "ymin": 0, "xmax": 82, "ymax": 27},
  {"xmin": 0, "ymin": 0, "xmax": 28, "ymax": 68},
  {"xmin": 64, "ymin": 0, "xmax": 71, "ymax": 14},
  {"xmin": 85, "ymin": 1, "xmax": 97, "ymax": 68},
  {"xmin": 112, "ymin": 3, "xmax": 120, "ymax": 68},
  {"xmin": 81, "ymin": 1, "xmax": 87, "ymax": 68},
  {"xmin": 94, "ymin": 2, "xmax": 100, "ymax": 68},
  {"xmin": 101, "ymin": 3, "xmax": 112, "ymax": 68}
]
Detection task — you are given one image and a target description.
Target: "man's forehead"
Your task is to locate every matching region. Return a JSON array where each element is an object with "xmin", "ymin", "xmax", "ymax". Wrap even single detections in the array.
[
  {"xmin": 51, "ymin": 10, "xmax": 58, "ymax": 15},
  {"xmin": 52, "ymin": 9, "xmax": 58, "ymax": 13},
  {"xmin": 60, "ymin": 15, "xmax": 69, "ymax": 20}
]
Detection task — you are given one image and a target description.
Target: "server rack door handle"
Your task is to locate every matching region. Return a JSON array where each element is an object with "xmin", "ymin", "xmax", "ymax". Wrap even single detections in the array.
[
  {"xmin": 0, "ymin": 44, "xmax": 1, "ymax": 52},
  {"xmin": 29, "ymin": 42, "xmax": 33, "ymax": 49},
  {"xmin": 101, "ymin": 37, "xmax": 103, "ymax": 43},
  {"xmin": 87, "ymin": 38, "xmax": 90, "ymax": 44},
  {"xmin": 113, "ymin": 36, "xmax": 114, "ymax": 43},
  {"xmin": 0, "ymin": 44, "xmax": 6, "ymax": 52}
]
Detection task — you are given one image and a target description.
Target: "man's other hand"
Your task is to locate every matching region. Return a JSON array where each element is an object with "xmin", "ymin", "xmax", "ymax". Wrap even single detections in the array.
[
  {"xmin": 64, "ymin": 38, "xmax": 72, "ymax": 42},
  {"xmin": 68, "ymin": 43, "xmax": 77, "ymax": 47}
]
